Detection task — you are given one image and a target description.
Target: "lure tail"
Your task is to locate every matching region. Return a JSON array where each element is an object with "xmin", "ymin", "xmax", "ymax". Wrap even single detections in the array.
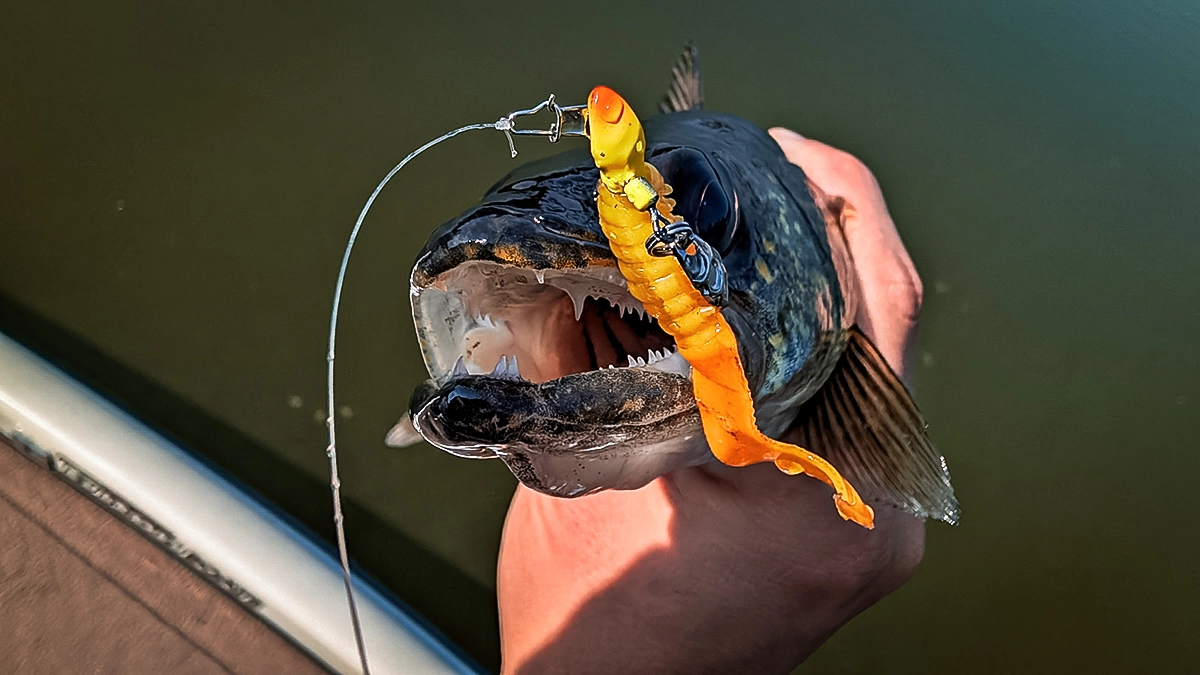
[{"xmin": 691, "ymin": 368, "xmax": 875, "ymax": 526}]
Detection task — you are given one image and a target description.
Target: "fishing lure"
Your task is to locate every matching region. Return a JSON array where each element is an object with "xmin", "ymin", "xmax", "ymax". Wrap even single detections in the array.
[
  {"xmin": 645, "ymin": 207, "xmax": 730, "ymax": 307},
  {"xmin": 586, "ymin": 85, "xmax": 875, "ymax": 528}
]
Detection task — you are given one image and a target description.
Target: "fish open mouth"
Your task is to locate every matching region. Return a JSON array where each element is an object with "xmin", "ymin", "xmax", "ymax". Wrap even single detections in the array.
[
  {"xmin": 411, "ymin": 260, "xmax": 692, "ymax": 384},
  {"xmin": 404, "ymin": 258, "xmax": 708, "ymax": 495},
  {"xmin": 395, "ymin": 154, "xmax": 712, "ymax": 495}
]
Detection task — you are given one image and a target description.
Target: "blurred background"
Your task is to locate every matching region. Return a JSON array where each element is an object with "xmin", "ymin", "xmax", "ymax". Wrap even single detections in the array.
[{"xmin": 2, "ymin": 1, "xmax": 1197, "ymax": 672}]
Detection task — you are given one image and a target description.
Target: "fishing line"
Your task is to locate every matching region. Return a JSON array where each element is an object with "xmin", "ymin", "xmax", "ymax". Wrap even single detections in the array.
[{"xmin": 324, "ymin": 95, "xmax": 586, "ymax": 674}]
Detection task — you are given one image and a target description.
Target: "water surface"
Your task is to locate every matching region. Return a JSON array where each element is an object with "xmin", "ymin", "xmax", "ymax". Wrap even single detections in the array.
[{"xmin": 2, "ymin": 1, "xmax": 1197, "ymax": 672}]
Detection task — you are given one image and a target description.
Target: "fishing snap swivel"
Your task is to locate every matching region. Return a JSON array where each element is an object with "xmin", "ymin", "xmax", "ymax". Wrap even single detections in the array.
[
  {"xmin": 646, "ymin": 207, "xmax": 730, "ymax": 307},
  {"xmin": 496, "ymin": 94, "xmax": 589, "ymax": 156},
  {"xmin": 621, "ymin": 176, "xmax": 729, "ymax": 307}
]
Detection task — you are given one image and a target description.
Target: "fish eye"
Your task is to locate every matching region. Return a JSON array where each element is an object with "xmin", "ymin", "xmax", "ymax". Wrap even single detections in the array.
[{"xmin": 649, "ymin": 147, "xmax": 737, "ymax": 253}]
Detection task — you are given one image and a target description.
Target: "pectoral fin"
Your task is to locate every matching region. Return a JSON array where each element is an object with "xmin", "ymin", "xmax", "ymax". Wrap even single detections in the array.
[
  {"xmin": 791, "ymin": 328, "xmax": 960, "ymax": 524},
  {"xmin": 385, "ymin": 411, "xmax": 423, "ymax": 448}
]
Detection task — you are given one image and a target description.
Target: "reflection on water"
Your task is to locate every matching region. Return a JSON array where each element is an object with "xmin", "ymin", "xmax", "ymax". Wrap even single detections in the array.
[{"xmin": 1, "ymin": 1, "xmax": 1197, "ymax": 672}]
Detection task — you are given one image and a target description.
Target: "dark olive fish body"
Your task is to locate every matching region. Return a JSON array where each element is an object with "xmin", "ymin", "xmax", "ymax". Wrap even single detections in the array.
[{"xmin": 397, "ymin": 57, "xmax": 957, "ymax": 523}]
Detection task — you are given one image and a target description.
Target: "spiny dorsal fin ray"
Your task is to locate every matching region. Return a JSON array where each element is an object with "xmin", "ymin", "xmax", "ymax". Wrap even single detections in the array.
[
  {"xmin": 789, "ymin": 328, "xmax": 960, "ymax": 524},
  {"xmin": 660, "ymin": 43, "xmax": 703, "ymax": 114}
]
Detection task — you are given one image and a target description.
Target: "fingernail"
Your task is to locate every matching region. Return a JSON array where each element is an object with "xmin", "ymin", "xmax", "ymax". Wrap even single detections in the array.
[{"xmin": 768, "ymin": 127, "xmax": 806, "ymax": 141}]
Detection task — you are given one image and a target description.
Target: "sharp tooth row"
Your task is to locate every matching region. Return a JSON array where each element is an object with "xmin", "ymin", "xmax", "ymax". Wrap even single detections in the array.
[
  {"xmin": 572, "ymin": 291, "xmax": 621, "ymax": 321},
  {"xmin": 615, "ymin": 300, "xmax": 650, "ymax": 322},
  {"xmin": 645, "ymin": 348, "xmax": 692, "ymax": 378},
  {"xmin": 491, "ymin": 355, "xmax": 523, "ymax": 380},
  {"xmin": 627, "ymin": 348, "xmax": 668, "ymax": 368},
  {"xmin": 645, "ymin": 348, "xmax": 671, "ymax": 365},
  {"xmin": 599, "ymin": 347, "xmax": 689, "ymax": 377},
  {"xmin": 473, "ymin": 313, "xmax": 499, "ymax": 329},
  {"xmin": 562, "ymin": 288, "xmax": 650, "ymax": 323},
  {"xmin": 534, "ymin": 269, "xmax": 546, "ymax": 284}
]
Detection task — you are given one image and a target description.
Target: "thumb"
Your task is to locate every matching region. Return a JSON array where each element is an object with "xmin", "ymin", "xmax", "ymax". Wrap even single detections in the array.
[{"xmin": 768, "ymin": 128, "xmax": 923, "ymax": 380}]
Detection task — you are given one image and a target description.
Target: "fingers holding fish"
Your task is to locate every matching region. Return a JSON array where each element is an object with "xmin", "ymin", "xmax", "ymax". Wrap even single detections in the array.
[{"xmin": 499, "ymin": 458, "xmax": 924, "ymax": 674}]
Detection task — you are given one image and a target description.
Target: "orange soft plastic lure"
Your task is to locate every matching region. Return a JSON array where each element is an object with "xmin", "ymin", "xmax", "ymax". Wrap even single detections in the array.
[{"xmin": 586, "ymin": 85, "xmax": 874, "ymax": 528}]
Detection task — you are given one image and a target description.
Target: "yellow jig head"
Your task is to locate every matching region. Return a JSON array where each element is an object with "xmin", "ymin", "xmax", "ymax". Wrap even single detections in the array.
[{"xmin": 586, "ymin": 85, "xmax": 875, "ymax": 528}]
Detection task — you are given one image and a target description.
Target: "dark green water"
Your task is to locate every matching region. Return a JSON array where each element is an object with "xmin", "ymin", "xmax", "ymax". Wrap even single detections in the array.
[{"xmin": 2, "ymin": 1, "xmax": 1197, "ymax": 672}]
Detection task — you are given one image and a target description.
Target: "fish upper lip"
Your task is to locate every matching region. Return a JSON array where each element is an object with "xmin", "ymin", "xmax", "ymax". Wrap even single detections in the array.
[{"xmin": 410, "ymin": 162, "xmax": 612, "ymax": 287}]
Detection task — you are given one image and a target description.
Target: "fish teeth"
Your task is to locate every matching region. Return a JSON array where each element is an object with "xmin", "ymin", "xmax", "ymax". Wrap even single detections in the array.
[
  {"xmin": 567, "ymin": 289, "xmax": 588, "ymax": 320},
  {"xmin": 612, "ymin": 299, "xmax": 649, "ymax": 321},
  {"xmin": 644, "ymin": 349, "xmax": 692, "ymax": 378},
  {"xmin": 535, "ymin": 269, "xmax": 545, "ymax": 284},
  {"xmin": 452, "ymin": 355, "xmax": 469, "ymax": 377},
  {"xmin": 489, "ymin": 355, "xmax": 524, "ymax": 380}
]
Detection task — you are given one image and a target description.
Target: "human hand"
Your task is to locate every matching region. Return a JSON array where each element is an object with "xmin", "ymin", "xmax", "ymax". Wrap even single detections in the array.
[{"xmin": 496, "ymin": 129, "xmax": 927, "ymax": 675}]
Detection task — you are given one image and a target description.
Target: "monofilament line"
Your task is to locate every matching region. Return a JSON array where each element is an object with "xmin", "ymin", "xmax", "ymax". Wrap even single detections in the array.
[{"xmin": 325, "ymin": 121, "xmax": 498, "ymax": 675}]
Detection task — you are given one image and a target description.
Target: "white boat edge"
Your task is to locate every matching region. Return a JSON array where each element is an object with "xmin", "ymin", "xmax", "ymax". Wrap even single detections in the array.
[{"xmin": 0, "ymin": 331, "xmax": 481, "ymax": 675}]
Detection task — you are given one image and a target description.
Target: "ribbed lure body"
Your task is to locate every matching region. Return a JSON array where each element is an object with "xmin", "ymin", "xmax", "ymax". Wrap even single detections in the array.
[{"xmin": 586, "ymin": 85, "xmax": 874, "ymax": 528}]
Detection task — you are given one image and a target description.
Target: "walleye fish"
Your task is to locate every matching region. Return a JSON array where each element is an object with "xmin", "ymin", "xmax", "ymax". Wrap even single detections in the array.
[{"xmin": 391, "ymin": 49, "xmax": 959, "ymax": 524}]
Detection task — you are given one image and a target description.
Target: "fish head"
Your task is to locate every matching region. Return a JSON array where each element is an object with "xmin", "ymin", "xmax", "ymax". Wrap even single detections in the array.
[
  {"xmin": 405, "ymin": 144, "xmax": 707, "ymax": 496},
  {"xmin": 402, "ymin": 110, "xmax": 843, "ymax": 496}
]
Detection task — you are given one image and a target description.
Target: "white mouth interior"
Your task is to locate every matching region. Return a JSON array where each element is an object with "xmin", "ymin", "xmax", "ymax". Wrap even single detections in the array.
[{"xmin": 412, "ymin": 261, "xmax": 692, "ymax": 383}]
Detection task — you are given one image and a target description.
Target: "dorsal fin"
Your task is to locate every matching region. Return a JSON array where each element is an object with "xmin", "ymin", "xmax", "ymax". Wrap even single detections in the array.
[{"xmin": 660, "ymin": 43, "xmax": 704, "ymax": 114}]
